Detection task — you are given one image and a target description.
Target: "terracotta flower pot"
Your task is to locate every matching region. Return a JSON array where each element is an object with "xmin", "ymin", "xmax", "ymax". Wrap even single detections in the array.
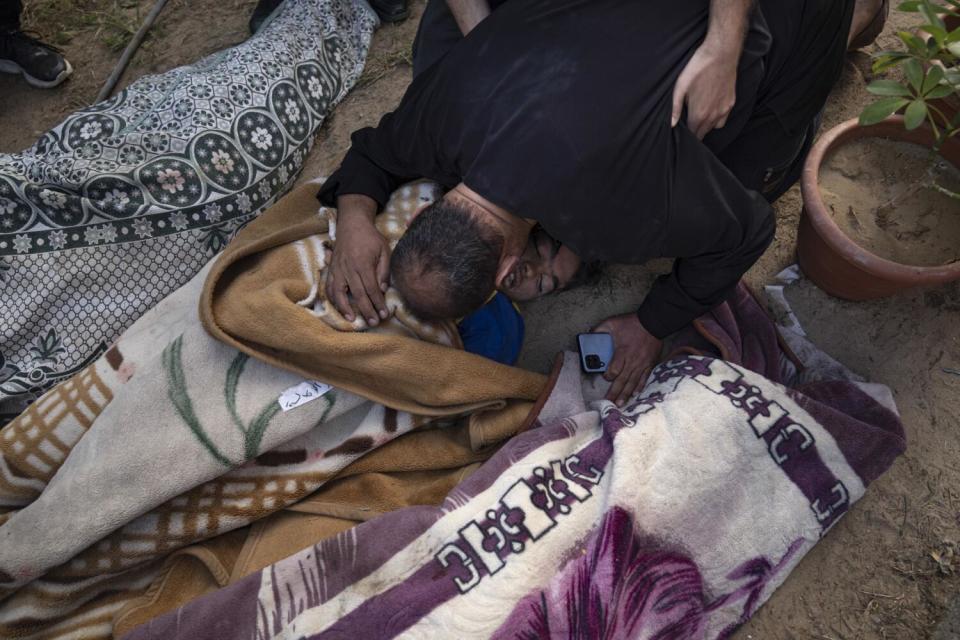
[{"xmin": 797, "ymin": 116, "xmax": 960, "ymax": 300}]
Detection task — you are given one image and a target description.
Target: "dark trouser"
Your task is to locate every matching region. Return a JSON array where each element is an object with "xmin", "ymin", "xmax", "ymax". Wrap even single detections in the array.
[
  {"xmin": 711, "ymin": 0, "xmax": 854, "ymax": 202},
  {"xmin": 412, "ymin": 0, "xmax": 508, "ymax": 77},
  {"xmin": 411, "ymin": 0, "xmax": 461, "ymax": 77},
  {"xmin": 717, "ymin": 108, "xmax": 823, "ymax": 203},
  {"xmin": 0, "ymin": 0, "xmax": 22, "ymax": 30}
]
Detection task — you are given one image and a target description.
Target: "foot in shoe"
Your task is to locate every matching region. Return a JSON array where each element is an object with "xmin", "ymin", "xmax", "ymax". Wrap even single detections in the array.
[
  {"xmin": 369, "ymin": 0, "xmax": 409, "ymax": 23},
  {"xmin": 0, "ymin": 29, "xmax": 73, "ymax": 89}
]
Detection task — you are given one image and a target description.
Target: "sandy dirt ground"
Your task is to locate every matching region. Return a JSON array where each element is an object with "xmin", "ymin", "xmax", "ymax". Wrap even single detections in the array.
[
  {"xmin": 1, "ymin": 1, "xmax": 958, "ymax": 638},
  {"xmin": 821, "ymin": 137, "xmax": 960, "ymax": 267}
]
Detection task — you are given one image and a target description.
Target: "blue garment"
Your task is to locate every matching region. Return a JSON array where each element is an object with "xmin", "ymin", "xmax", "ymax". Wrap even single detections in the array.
[{"xmin": 458, "ymin": 293, "xmax": 525, "ymax": 366}]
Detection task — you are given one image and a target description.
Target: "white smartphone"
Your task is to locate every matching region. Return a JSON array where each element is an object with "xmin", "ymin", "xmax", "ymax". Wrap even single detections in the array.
[{"xmin": 577, "ymin": 332, "xmax": 614, "ymax": 374}]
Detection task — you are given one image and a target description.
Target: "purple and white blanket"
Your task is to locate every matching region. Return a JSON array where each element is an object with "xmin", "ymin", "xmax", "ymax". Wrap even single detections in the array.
[{"xmin": 126, "ymin": 286, "xmax": 906, "ymax": 639}]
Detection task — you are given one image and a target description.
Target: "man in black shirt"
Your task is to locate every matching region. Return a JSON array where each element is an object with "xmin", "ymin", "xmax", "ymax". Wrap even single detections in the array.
[
  {"xmin": 411, "ymin": 0, "xmax": 751, "ymax": 141},
  {"xmin": 318, "ymin": 0, "xmax": 884, "ymax": 404}
]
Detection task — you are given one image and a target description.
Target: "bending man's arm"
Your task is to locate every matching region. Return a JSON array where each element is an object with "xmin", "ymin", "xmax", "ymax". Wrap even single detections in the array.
[
  {"xmin": 671, "ymin": 0, "xmax": 754, "ymax": 139},
  {"xmin": 318, "ymin": 109, "xmax": 421, "ymax": 325},
  {"xmin": 599, "ymin": 124, "xmax": 774, "ymax": 405},
  {"xmin": 639, "ymin": 125, "xmax": 774, "ymax": 339}
]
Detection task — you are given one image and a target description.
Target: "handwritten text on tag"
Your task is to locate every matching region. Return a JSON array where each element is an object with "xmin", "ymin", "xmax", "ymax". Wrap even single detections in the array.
[{"xmin": 278, "ymin": 380, "xmax": 333, "ymax": 412}]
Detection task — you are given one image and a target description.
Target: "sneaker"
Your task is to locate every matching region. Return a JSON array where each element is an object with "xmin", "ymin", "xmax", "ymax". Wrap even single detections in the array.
[
  {"xmin": 249, "ymin": 0, "xmax": 285, "ymax": 35},
  {"xmin": 369, "ymin": 0, "xmax": 409, "ymax": 23},
  {"xmin": 0, "ymin": 30, "xmax": 72, "ymax": 89}
]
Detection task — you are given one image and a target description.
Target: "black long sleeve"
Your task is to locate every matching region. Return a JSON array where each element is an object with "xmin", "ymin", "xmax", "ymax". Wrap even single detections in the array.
[
  {"xmin": 317, "ymin": 71, "xmax": 464, "ymax": 209},
  {"xmin": 317, "ymin": 130, "xmax": 406, "ymax": 210},
  {"xmin": 317, "ymin": 113, "xmax": 420, "ymax": 210},
  {"xmin": 637, "ymin": 126, "xmax": 775, "ymax": 339}
]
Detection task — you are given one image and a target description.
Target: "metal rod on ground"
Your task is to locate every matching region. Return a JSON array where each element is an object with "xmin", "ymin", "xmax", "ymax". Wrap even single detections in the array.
[{"xmin": 94, "ymin": 0, "xmax": 171, "ymax": 103}]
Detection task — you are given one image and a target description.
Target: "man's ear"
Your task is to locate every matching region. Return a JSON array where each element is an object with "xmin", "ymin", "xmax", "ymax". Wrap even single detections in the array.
[{"xmin": 495, "ymin": 255, "xmax": 519, "ymax": 288}]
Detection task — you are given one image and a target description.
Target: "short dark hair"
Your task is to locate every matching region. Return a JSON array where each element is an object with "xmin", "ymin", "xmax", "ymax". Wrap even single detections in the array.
[{"xmin": 391, "ymin": 199, "xmax": 504, "ymax": 320}]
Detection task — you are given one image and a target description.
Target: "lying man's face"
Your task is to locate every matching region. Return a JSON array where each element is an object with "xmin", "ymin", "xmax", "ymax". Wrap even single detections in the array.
[{"xmin": 497, "ymin": 226, "xmax": 584, "ymax": 302}]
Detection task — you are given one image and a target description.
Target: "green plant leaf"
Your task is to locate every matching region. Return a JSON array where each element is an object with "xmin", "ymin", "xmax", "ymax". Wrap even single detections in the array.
[
  {"xmin": 872, "ymin": 51, "xmax": 912, "ymax": 73},
  {"xmin": 867, "ymin": 79, "xmax": 913, "ymax": 96},
  {"xmin": 860, "ymin": 97, "xmax": 910, "ymax": 125},
  {"xmin": 900, "ymin": 31, "xmax": 929, "ymax": 56},
  {"xmin": 923, "ymin": 64, "xmax": 946, "ymax": 93},
  {"xmin": 905, "ymin": 58, "xmax": 925, "ymax": 91},
  {"xmin": 925, "ymin": 24, "xmax": 948, "ymax": 46},
  {"xmin": 898, "ymin": 0, "xmax": 921, "ymax": 9},
  {"xmin": 926, "ymin": 84, "xmax": 956, "ymax": 98},
  {"xmin": 949, "ymin": 41, "xmax": 960, "ymax": 56},
  {"xmin": 920, "ymin": 0, "xmax": 947, "ymax": 28},
  {"xmin": 904, "ymin": 99, "xmax": 929, "ymax": 129}
]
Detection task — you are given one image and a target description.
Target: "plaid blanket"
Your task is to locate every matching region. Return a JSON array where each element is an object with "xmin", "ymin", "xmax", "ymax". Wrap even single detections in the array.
[
  {"xmin": 0, "ymin": 0, "xmax": 376, "ymax": 424},
  {"xmin": 126, "ymin": 286, "xmax": 907, "ymax": 640}
]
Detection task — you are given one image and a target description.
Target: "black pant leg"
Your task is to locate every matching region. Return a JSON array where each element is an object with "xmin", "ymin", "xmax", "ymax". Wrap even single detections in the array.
[
  {"xmin": 0, "ymin": 0, "xmax": 23, "ymax": 30},
  {"xmin": 411, "ymin": 0, "xmax": 465, "ymax": 78},
  {"xmin": 714, "ymin": 0, "xmax": 852, "ymax": 202},
  {"xmin": 411, "ymin": 0, "xmax": 511, "ymax": 78},
  {"xmin": 716, "ymin": 109, "xmax": 821, "ymax": 203}
]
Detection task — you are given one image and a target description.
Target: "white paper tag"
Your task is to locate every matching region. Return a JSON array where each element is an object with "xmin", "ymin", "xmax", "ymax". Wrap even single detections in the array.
[{"xmin": 278, "ymin": 380, "xmax": 333, "ymax": 412}]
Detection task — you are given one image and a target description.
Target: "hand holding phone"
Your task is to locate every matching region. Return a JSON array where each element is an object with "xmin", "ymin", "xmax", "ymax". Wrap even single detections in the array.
[{"xmin": 577, "ymin": 332, "xmax": 614, "ymax": 374}]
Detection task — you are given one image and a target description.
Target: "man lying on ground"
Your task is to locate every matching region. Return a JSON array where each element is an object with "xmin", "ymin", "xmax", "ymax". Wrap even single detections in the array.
[{"xmin": 319, "ymin": 0, "xmax": 887, "ymax": 406}]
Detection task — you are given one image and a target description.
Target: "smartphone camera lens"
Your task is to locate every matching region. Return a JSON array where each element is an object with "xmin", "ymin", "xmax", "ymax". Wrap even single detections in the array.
[{"xmin": 585, "ymin": 354, "xmax": 603, "ymax": 369}]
